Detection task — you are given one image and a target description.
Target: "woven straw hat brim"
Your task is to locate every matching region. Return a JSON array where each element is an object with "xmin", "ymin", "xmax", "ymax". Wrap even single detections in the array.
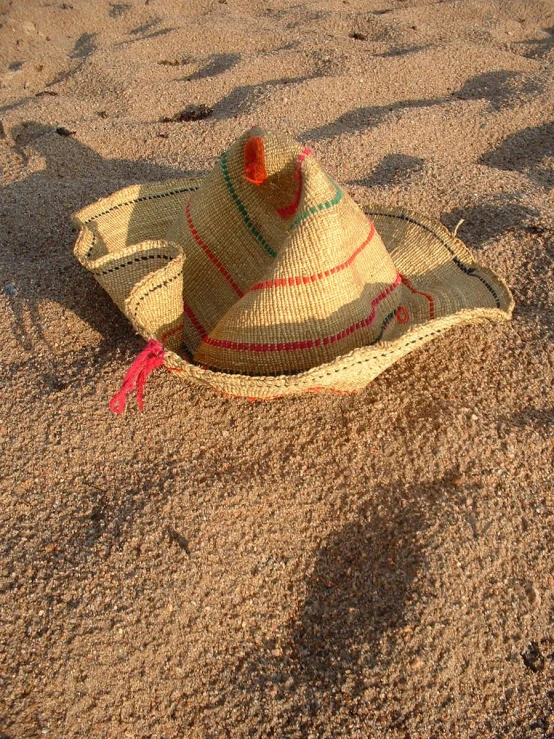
[{"xmin": 74, "ymin": 177, "xmax": 514, "ymax": 400}]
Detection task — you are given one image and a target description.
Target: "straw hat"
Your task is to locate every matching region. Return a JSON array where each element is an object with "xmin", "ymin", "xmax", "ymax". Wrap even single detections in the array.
[{"xmin": 73, "ymin": 127, "xmax": 513, "ymax": 410}]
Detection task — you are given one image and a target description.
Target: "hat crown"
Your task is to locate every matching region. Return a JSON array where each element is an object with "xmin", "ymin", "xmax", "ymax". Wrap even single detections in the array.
[{"xmin": 181, "ymin": 128, "xmax": 403, "ymax": 375}]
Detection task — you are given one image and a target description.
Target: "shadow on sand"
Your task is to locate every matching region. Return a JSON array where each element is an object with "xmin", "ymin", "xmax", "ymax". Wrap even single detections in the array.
[
  {"xmin": 231, "ymin": 478, "xmax": 452, "ymax": 735},
  {"xmin": 303, "ymin": 70, "xmax": 546, "ymax": 141},
  {"xmin": 479, "ymin": 122, "xmax": 554, "ymax": 191},
  {"xmin": 348, "ymin": 153, "xmax": 425, "ymax": 189},
  {"xmin": 1, "ymin": 121, "xmax": 205, "ymax": 397}
]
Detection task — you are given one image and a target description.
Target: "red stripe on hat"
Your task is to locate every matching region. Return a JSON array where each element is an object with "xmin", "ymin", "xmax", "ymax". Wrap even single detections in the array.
[
  {"xmin": 186, "ymin": 199, "xmax": 244, "ymax": 297},
  {"xmin": 249, "ymin": 221, "xmax": 376, "ymax": 291},
  {"xmin": 400, "ymin": 275, "xmax": 435, "ymax": 319},
  {"xmin": 201, "ymin": 271, "xmax": 402, "ymax": 353},
  {"xmin": 160, "ymin": 323, "xmax": 184, "ymax": 342},
  {"xmin": 183, "ymin": 302, "xmax": 207, "ymax": 339}
]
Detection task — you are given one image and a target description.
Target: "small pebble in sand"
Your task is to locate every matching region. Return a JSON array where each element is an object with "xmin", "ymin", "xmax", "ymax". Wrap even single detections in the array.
[
  {"xmin": 166, "ymin": 526, "xmax": 190, "ymax": 554},
  {"xmin": 524, "ymin": 583, "xmax": 541, "ymax": 608},
  {"xmin": 158, "ymin": 58, "xmax": 191, "ymax": 66},
  {"xmin": 4, "ymin": 284, "xmax": 17, "ymax": 296},
  {"xmin": 160, "ymin": 104, "xmax": 213, "ymax": 123},
  {"xmin": 521, "ymin": 641, "xmax": 545, "ymax": 672}
]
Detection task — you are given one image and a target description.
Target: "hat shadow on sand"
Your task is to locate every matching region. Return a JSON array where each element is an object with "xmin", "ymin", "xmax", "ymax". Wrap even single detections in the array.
[
  {"xmin": 2, "ymin": 121, "xmax": 207, "ymax": 396},
  {"xmin": 231, "ymin": 477, "xmax": 453, "ymax": 734}
]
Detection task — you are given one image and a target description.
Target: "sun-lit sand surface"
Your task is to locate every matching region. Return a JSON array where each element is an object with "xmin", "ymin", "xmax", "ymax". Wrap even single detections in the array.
[{"xmin": 1, "ymin": 1, "xmax": 553, "ymax": 736}]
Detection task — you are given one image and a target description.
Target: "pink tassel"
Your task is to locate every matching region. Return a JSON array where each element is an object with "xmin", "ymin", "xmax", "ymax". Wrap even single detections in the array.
[{"xmin": 109, "ymin": 339, "xmax": 165, "ymax": 414}]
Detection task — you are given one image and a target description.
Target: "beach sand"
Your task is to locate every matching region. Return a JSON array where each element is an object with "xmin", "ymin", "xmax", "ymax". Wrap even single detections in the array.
[{"xmin": 1, "ymin": 0, "xmax": 553, "ymax": 736}]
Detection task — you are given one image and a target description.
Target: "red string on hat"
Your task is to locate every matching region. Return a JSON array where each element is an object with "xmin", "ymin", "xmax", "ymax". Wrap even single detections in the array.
[{"xmin": 109, "ymin": 339, "xmax": 165, "ymax": 414}]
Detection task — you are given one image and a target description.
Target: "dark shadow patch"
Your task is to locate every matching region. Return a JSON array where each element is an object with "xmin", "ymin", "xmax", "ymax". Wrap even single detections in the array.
[
  {"xmin": 453, "ymin": 70, "xmax": 545, "ymax": 111},
  {"xmin": 212, "ymin": 75, "xmax": 317, "ymax": 120},
  {"xmin": 522, "ymin": 641, "xmax": 545, "ymax": 673},
  {"xmin": 513, "ymin": 25, "xmax": 554, "ymax": 60},
  {"xmin": 262, "ymin": 7, "xmax": 289, "ymax": 21},
  {"xmin": 441, "ymin": 199, "xmax": 540, "ymax": 247},
  {"xmin": 135, "ymin": 27, "xmax": 174, "ymax": 41},
  {"xmin": 69, "ymin": 32, "xmax": 97, "ymax": 60},
  {"xmin": 108, "ymin": 2, "xmax": 131, "ymax": 17},
  {"xmin": 129, "ymin": 17, "xmax": 161, "ymax": 35},
  {"xmin": 56, "ymin": 125, "xmax": 75, "ymax": 137},
  {"xmin": 289, "ymin": 501, "xmax": 426, "ymax": 695},
  {"xmin": 303, "ymin": 70, "xmax": 546, "ymax": 141},
  {"xmin": 349, "ymin": 153, "xmax": 424, "ymax": 188},
  {"xmin": 46, "ymin": 69, "xmax": 75, "ymax": 88},
  {"xmin": 231, "ymin": 480, "xmax": 449, "ymax": 734},
  {"xmin": 375, "ymin": 44, "xmax": 428, "ymax": 57},
  {"xmin": 119, "ymin": 24, "xmax": 175, "ymax": 45},
  {"xmin": 184, "ymin": 53, "xmax": 241, "ymax": 81},
  {"xmin": 165, "ymin": 525, "xmax": 190, "ymax": 554},
  {"xmin": 0, "ymin": 97, "xmax": 35, "ymax": 115},
  {"xmin": 504, "ymin": 406, "xmax": 554, "ymax": 434},
  {"xmin": 160, "ymin": 104, "xmax": 213, "ymax": 122},
  {"xmin": 45, "ymin": 33, "xmax": 97, "ymax": 88},
  {"xmin": 158, "ymin": 57, "xmax": 192, "ymax": 67},
  {"xmin": 10, "ymin": 119, "xmax": 56, "ymax": 161},
  {"xmin": 303, "ymin": 99, "xmax": 429, "ymax": 141},
  {"xmin": 480, "ymin": 122, "xmax": 554, "ymax": 190},
  {"xmin": 35, "ymin": 90, "xmax": 59, "ymax": 98},
  {"xmin": 274, "ymin": 40, "xmax": 301, "ymax": 52}
]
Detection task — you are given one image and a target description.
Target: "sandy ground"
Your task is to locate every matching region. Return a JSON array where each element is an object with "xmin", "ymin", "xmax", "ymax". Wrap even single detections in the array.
[{"xmin": 1, "ymin": 0, "xmax": 553, "ymax": 737}]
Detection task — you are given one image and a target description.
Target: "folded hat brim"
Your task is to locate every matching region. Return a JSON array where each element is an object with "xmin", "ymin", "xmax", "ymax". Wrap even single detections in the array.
[{"xmin": 74, "ymin": 177, "xmax": 514, "ymax": 400}]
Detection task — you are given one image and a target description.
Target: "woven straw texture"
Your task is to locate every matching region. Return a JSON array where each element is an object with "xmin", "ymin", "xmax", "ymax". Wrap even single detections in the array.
[{"xmin": 74, "ymin": 127, "xmax": 514, "ymax": 399}]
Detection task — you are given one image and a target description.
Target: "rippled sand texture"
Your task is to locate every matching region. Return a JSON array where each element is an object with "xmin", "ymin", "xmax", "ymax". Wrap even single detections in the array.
[{"xmin": 1, "ymin": 1, "xmax": 553, "ymax": 737}]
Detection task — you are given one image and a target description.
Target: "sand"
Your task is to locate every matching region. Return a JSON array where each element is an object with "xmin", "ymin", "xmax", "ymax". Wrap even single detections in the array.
[{"xmin": 1, "ymin": 0, "xmax": 553, "ymax": 736}]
